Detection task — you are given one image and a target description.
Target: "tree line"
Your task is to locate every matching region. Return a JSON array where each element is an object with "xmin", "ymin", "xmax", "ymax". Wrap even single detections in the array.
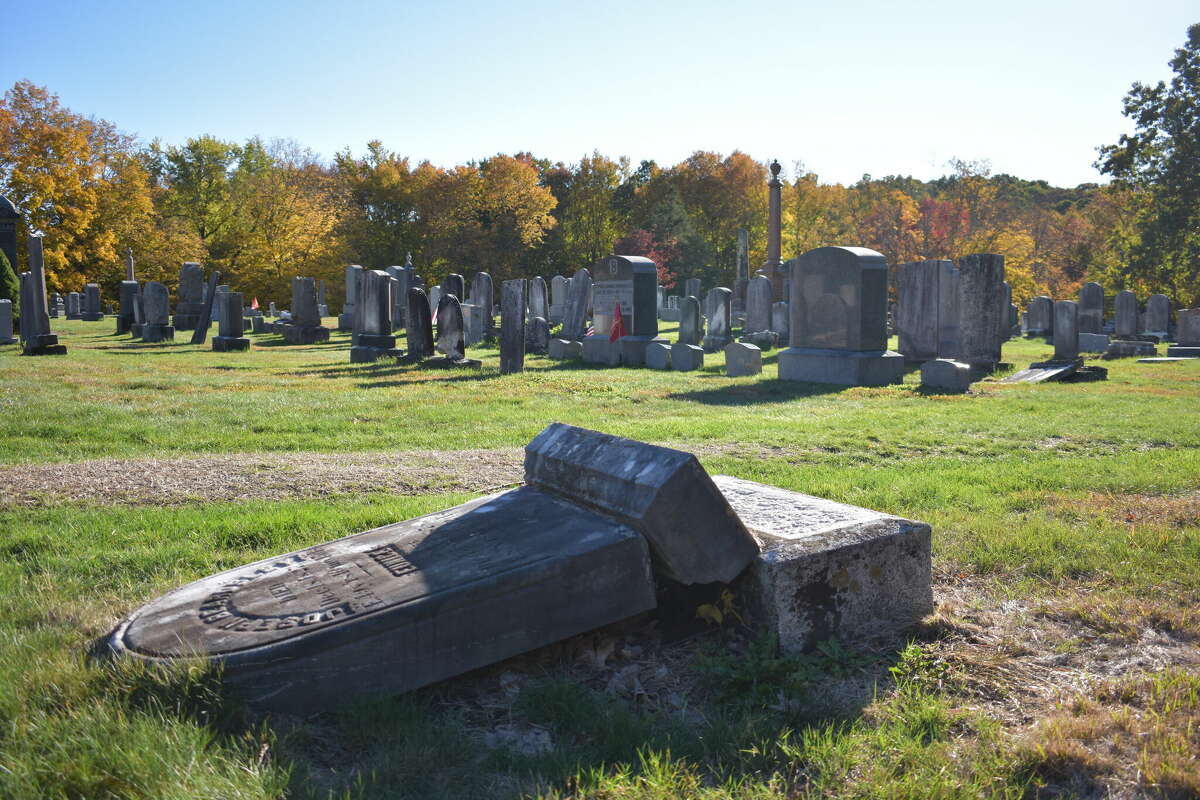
[{"xmin": 1, "ymin": 26, "xmax": 1196, "ymax": 313}]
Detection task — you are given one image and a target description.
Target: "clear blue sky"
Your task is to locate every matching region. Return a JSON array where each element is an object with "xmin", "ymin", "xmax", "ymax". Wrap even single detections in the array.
[{"xmin": 3, "ymin": 0, "xmax": 1195, "ymax": 187}]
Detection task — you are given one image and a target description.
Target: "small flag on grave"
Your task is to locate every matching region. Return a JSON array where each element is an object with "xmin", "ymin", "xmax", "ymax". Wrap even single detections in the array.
[
  {"xmin": 251, "ymin": 297, "xmax": 260, "ymax": 310},
  {"xmin": 608, "ymin": 302, "xmax": 626, "ymax": 343}
]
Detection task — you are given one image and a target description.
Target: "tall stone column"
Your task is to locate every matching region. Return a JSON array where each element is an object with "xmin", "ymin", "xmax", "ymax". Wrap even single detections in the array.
[{"xmin": 762, "ymin": 160, "xmax": 784, "ymax": 300}]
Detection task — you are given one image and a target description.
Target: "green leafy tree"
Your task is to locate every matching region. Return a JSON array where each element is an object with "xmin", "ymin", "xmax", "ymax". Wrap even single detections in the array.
[
  {"xmin": 0, "ymin": 248, "xmax": 18, "ymax": 318},
  {"xmin": 1097, "ymin": 23, "xmax": 1200, "ymax": 305}
]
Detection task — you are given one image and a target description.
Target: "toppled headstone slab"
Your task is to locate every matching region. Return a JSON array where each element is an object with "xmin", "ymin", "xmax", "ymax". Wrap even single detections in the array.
[
  {"xmin": 714, "ymin": 475, "xmax": 932, "ymax": 652},
  {"xmin": 524, "ymin": 423, "xmax": 758, "ymax": 584},
  {"xmin": 105, "ymin": 487, "xmax": 654, "ymax": 712}
]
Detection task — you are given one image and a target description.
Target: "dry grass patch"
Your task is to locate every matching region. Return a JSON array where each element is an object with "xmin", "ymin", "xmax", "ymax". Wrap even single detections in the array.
[{"xmin": 1050, "ymin": 489, "xmax": 1200, "ymax": 529}]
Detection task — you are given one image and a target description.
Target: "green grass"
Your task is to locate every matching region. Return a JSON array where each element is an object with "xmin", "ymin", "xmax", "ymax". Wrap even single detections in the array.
[{"xmin": 0, "ymin": 317, "xmax": 1197, "ymax": 798}]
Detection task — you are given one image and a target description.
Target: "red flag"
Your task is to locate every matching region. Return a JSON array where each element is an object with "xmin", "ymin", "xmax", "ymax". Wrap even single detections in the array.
[
  {"xmin": 609, "ymin": 302, "xmax": 627, "ymax": 343},
  {"xmin": 251, "ymin": 297, "xmax": 260, "ymax": 310}
]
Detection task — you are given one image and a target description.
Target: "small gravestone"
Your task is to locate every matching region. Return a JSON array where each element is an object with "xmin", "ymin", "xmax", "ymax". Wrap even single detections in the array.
[
  {"xmin": 1166, "ymin": 308, "xmax": 1200, "ymax": 357},
  {"xmin": 671, "ymin": 343, "xmax": 703, "ymax": 371},
  {"xmin": 548, "ymin": 338, "xmax": 582, "ymax": 360},
  {"xmin": 81, "ymin": 283, "xmax": 104, "ymax": 321},
  {"xmin": 428, "ymin": 285, "xmax": 443, "ymax": 318},
  {"xmin": 529, "ymin": 276, "xmax": 549, "ymax": 322},
  {"xmin": 66, "ymin": 292, "xmax": 82, "ymax": 319},
  {"xmin": 701, "ymin": 288, "xmax": 732, "ymax": 352},
  {"xmin": 141, "ymin": 282, "xmax": 175, "ymax": 342},
  {"xmin": 566, "ymin": 267, "xmax": 595, "ymax": 340},
  {"xmin": 549, "ymin": 275, "xmax": 568, "ymax": 323},
  {"xmin": 778, "ymin": 246, "xmax": 904, "ymax": 386},
  {"xmin": 920, "ymin": 359, "xmax": 971, "ymax": 392},
  {"xmin": 956, "ymin": 253, "xmax": 1007, "ymax": 373},
  {"xmin": 1115, "ymin": 290, "xmax": 1138, "ymax": 339},
  {"xmin": 430, "ymin": 294, "xmax": 480, "ymax": 368},
  {"xmin": 350, "ymin": 270, "xmax": 397, "ymax": 363},
  {"xmin": 645, "ymin": 341, "xmax": 671, "ymax": 369},
  {"xmin": 0, "ymin": 299, "xmax": 17, "ymax": 344},
  {"xmin": 1053, "ymin": 300, "xmax": 1080, "ymax": 361},
  {"xmin": 471, "ymin": 271, "xmax": 494, "ymax": 334},
  {"xmin": 48, "ymin": 293, "xmax": 61, "ymax": 318},
  {"xmin": 316, "ymin": 279, "xmax": 328, "ymax": 318},
  {"xmin": 281, "ymin": 277, "xmax": 330, "ymax": 344},
  {"xmin": 525, "ymin": 316, "xmax": 549, "ymax": 355},
  {"xmin": 771, "ymin": 301, "xmax": 790, "ymax": 346},
  {"xmin": 462, "ymin": 303, "xmax": 487, "ymax": 347},
  {"xmin": 338, "ymin": 265, "xmax": 364, "ymax": 331},
  {"xmin": 660, "ymin": 294, "xmax": 681, "ymax": 322},
  {"xmin": 500, "ymin": 279, "xmax": 526, "ymax": 374},
  {"xmin": 1026, "ymin": 296, "xmax": 1052, "ymax": 337},
  {"xmin": 212, "ymin": 292, "xmax": 249, "ymax": 351},
  {"xmin": 684, "ymin": 278, "xmax": 701, "ymax": 299},
  {"xmin": 251, "ymin": 316, "xmax": 266, "ymax": 334},
  {"xmin": 588, "ymin": 255, "xmax": 663, "ymax": 365},
  {"xmin": 725, "ymin": 341, "xmax": 762, "ymax": 377},
  {"xmin": 1079, "ymin": 282, "xmax": 1104, "ymax": 334},
  {"xmin": 117, "ymin": 281, "xmax": 139, "ymax": 335},
  {"xmin": 1079, "ymin": 332, "xmax": 1109, "ymax": 352},
  {"xmin": 1144, "ymin": 294, "xmax": 1170, "ymax": 340},
  {"xmin": 404, "ymin": 287, "xmax": 434, "ymax": 360},
  {"xmin": 678, "ymin": 296, "xmax": 703, "ymax": 346},
  {"xmin": 173, "ymin": 263, "xmax": 205, "ymax": 329},
  {"xmin": 897, "ymin": 260, "xmax": 958, "ymax": 362},
  {"xmin": 1103, "ymin": 339, "xmax": 1156, "ymax": 359}
]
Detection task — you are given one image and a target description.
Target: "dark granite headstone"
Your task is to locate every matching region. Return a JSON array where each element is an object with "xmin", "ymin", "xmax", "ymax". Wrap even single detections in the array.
[
  {"xmin": 405, "ymin": 287, "xmax": 434, "ymax": 359},
  {"xmin": 213, "ymin": 291, "xmax": 249, "ymax": 351},
  {"xmin": 1053, "ymin": 300, "xmax": 1079, "ymax": 361},
  {"xmin": 778, "ymin": 246, "xmax": 903, "ymax": 386},
  {"xmin": 189, "ymin": 274, "xmax": 220, "ymax": 345},
  {"xmin": 1115, "ymin": 290, "xmax": 1138, "ymax": 339},
  {"xmin": 0, "ymin": 196, "xmax": 18, "ymax": 274},
  {"xmin": 350, "ymin": 270, "xmax": 397, "ymax": 363},
  {"xmin": 500, "ymin": 279, "xmax": 526, "ymax": 374},
  {"xmin": 955, "ymin": 253, "xmax": 1006, "ymax": 371},
  {"xmin": 81, "ymin": 283, "xmax": 104, "ymax": 321},
  {"xmin": 525, "ymin": 423, "xmax": 758, "ymax": 584},
  {"xmin": 678, "ymin": 296, "xmax": 703, "ymax": 346},
  {"xmin": 1079, "ymin": 282, "xmax": 1104, "ymax": 334},
  {"xmin": 470, "ymin": 271, "xmax": 494, "ymax": 334},
  {"xmin": 897, "ymin": 260, "xmax": 958, "ymax": 362},
  {"xmin": 173, "ymin": 263, "xmax": 205, "ymax": 330},
  {"xmin": 701, "ymin": 288, "xmax": 732, "ymax": 352},
  {"xmin": 66, "ymin": 292, "xmax": 82, "ymax": 319},
  {"xmin": 0, "ymin": 300, "xmax": 15, "ymax": 345},
  {"xmin": 143, "ymin": 282, "xmax": 176, "ymax": 342},
  {"xmin": 526, "ymin": 316, "xmax": 550, "ymax": 355},
  {"xmin": 20, "ymin": 237, "xmax": 66, "ymax": 355},
  {"xmin": 442, "ymin": 273, "xmax": 465, "ymax": 303},
  {"xmin": 117, "ymin": 280, "xmax": 139, "ymax": 335},
  {"xmin": 281, "ymin": 277, "xmax": 330, "ymax": 344}
]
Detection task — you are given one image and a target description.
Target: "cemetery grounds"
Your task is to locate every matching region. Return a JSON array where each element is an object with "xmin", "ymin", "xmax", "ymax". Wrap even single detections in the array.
[{"xmin": 0, "ymin": 320, "xmax": 1197, "ymax": 799}]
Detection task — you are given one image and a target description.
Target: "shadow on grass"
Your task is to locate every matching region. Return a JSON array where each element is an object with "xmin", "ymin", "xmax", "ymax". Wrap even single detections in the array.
[{"xmin": 667, "ymin": 378, "xmax": 846, "ymax": 405}]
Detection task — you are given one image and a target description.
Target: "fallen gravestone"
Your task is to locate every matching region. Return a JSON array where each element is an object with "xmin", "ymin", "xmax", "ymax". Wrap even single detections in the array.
[
  {"xmin": 105, "ymin": 424, "xmax": 931, "ymax": 710},
  {"xmin": 1004, "ymin": 299, "xmax": 1106, "ymax": 383},
  {"xmin": 189, "ymin": 273, "xmax": 220, "ymax": 345},
  {"xmin": 778, "ymin": 246, "xmax": 904, "ymax": 386}
]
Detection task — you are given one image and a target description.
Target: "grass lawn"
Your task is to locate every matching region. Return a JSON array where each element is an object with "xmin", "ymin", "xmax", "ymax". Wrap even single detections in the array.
[{"xmin": 0, "ymin": 318, "xmax": 1197, "ymax": 798}]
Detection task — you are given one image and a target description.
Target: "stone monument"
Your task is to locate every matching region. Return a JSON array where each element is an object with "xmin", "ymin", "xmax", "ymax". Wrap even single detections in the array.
[
  {"xmin": 282, "ymin": 277, "xmax": 330, "ymax": 344},
  {"xmin": 81, "ymin": 283, "xmax": 104, "ymax": 321},
  {"xmin": 19, "ymin": 237, "xmax": 67, "ymax": 355},
  {"xmin": 896, "ymin": 260, "xmax": 960, "ymax": 362},
  {"xmin": 117, "ymin": 280, "xmax": 139, "ymax": 335},
  {"xmin": 561, "ymin": 268, "xmax": 592, "ymax": 341},
  {"xmin": 173, "ymin": 263, "xmax": 206, "ymax": 330},
  {"xmin": 0, "ymin": 196, "xmax": 18, "ymax": 274},
  {"xmin": 778, "ymin": 246, "xmax": 904, "ymax": 386},
  {"xmin": 470, "ymin": 271, "xmax": 495, "ymax": 335},
  {"xmin": 0, "ymin": 299, "xmax": 15, "ymax": 345},
  {"xmin": 677, "ymin": 296, "xmax": 704, "ymax": 346},
  {"xmin": 212, "ymin": 291, "xmax": 250, "ymax": 351},
  {"xmin": 500, "ymin": 279, "xmax": 526, "ymax": 374},
  {"xmin": 956, "ymin": 253, "xmax": 1006, "ymax": 373},
  {"xmin": 1143, "ymin": 294, "xmax": 1170, "ymax": 340},
  {"xmin": 141, "ymin": 282, "xmax": 175, "ymax": 342},
  {"xmin": 740, "ymin": 275, "xmax": 777, "ymax": 349},
  {"xmin": 701, "ymin": 288, "xmax": 732, "ymax": 352},
  {"xmin": 586, "ymin": 255, "xmax": 663, "ymax": 366},
  {"xmin": 404, "ymin": 287, "xmax": 434, "ymax": 360},
  {"xmin": 1166, "ymin": 309, "xmax": 1200, "ymax": 357},
  {"xmin": 350, "ymin": 270, "xmax": 397, "ymax": 363},
  {"xmin": 338, "ymin": 265, "xmax": 364, "ymax": 331},
  {"xmin": 429, "ymin": 293, "xmax": 480, "ymax": 367},
  {"xmin": 1114, "ymin": 290, "xmax": 1138, "ymax": 339},
  {"xmin": 1078, "ymin": 282, "xmax": 1104, "ymax": 334}
]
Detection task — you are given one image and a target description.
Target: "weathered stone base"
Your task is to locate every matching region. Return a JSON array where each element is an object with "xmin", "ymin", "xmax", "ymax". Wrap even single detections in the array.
[
  {"xmin": 172, "ymin": 313, "xmax": 202, "ymax": 331},
  {"xmin": 81, "ymin": 312, "xmax": 104, "ymax": 321},
  {"xmin": 1078, "ymin": 332, "xmax": 1109, "ymax": 353},
  {"xmin": 22, "ymin": 333, "xmax": 67, "ymax": 355},
  {"xmin": 337, "ymin": 312, "xmax": 354, "ymax": 331},
  {"xmin": 0, "ymin": 336, "xmax": 17, "ymax": 346},
  {"xmin": 778, "ymin": 347, "xmax": 905, "ymax": 386},
  {"xmin": 548, "ymin": 338, "xmax": 582, "ymax": 360},
  {"xmin": 212, "ymin": 336, "xmax": 250, "ymax": 352},
  {"xmin": 350, "ymin": 345, "xmax": 394, "ymax": 363},
  {"xmin": 1103, "ymin": 340, "xmax": 1156, "ymax": 359},
  {"xmin": 142, "ymin": 325, "xmax": 175, "ymax": 343},
  {"xmin": 423, "ymin": 356, "xmax": 482, "ymax": 368},
  {"xmin": 645, "ymin": 342, "xmax": 671, "ymax": 369},
  {"xmin": 617, "ymin": 335, "xmax": 667, "ymax": 367},
  {"xmin": 281, "ymin": 325, "xmax": 330, "ymax": 345},
  {"xmin": 1166, "ymin": 346, "xmax": 1200, "ymax": 358},
  {"xmin": 671, "ymin": 343, "xmax": 704, "ymax": 371},
  {"xmin": 251, "ymin": 317, "xmax": 266, "ymax": 333},
  {"xmin": 583, "ymin": 336, "xmax": 621, "ymax": 365},
  {"xmin": 116, "ymin": 317, "xmax": 135, "ymax": 335},
  {"xmin": 725, "ymin": 342, "xmax": 762, "ymax": 377},
  {"xmin": 920, "ymin": 359, "xmax": 972, "ymax": 392},
  {"xmin": 104, "ymin": 487, "xmax": 657, "ymax": 713},
  {"xmin": 738, "ymin": 330, "xmax": 778, "ymax": 350},
  {"xmin": 715, "ymin": 475, "xmax": 933, "ymax": 653},
  {"xmin": 66, "ymin": 313, "xmax": 82, "ymax": 321},
  {"xmin": 701, "ymin": 335, "xmax": 731, "ymax": 353}
]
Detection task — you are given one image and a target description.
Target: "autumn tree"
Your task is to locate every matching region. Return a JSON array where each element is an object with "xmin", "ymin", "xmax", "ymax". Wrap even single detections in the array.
[
  {"xmin": 1097, "ymin": 22, "xmax": 1200, "ymax": 305},
  {"xmin": 555, "ymin": 152, "xmax": 627, "ymax": 270}
]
